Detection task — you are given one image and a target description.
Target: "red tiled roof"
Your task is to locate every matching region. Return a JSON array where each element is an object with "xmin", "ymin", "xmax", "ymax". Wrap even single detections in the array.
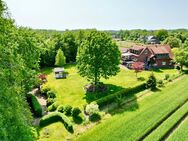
[{"xmin": 131, "ymin": 45, "xmax": 173, "ymax": 59}]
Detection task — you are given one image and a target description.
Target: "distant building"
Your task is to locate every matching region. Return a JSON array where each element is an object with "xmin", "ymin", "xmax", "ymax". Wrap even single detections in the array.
[
  {"xmin": 122, "ymin": 45, "xmax": 174, "ymax": 69},
  {"xmin": 147, "ymin": 36, "xmax": 160, "ymax": 44}
]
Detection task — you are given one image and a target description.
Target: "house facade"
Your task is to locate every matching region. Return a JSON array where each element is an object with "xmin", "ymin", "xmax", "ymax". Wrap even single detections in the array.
[{"xmin": 122, "ymin": 45, "xmax": 174, "ymax": 69}]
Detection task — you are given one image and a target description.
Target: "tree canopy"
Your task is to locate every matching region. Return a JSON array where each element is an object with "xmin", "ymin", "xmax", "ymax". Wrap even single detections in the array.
[
  {"xmin": 55, "ymin": 48, "xmax": 66, "ymax": 67},
  {"xmin": 77, "ymin": 30, "xmax": 121, "ymax": 86}
]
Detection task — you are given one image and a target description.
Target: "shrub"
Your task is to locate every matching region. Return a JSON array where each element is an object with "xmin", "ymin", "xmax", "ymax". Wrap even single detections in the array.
[
  {"xmin": 89, "ymin": 113, "xmax": 101, "ymax": 122},
  {"xmin": 164, "ymin": 74, "xmax": 170, "ymax": 80},
  {"xmin": 95, "ymin": 83, "xmax": 146, "ymax": 107},
  {"xmin": 47, "ymin": 102, "xmax": 59, "ymax": 112},
  {"xmin": 158, "ymin": 80, "xmax": 164, "ymax": 87},
  {"xmin": 57, "ymin": 105, "xmax": 64, "ymax": 113},
  {"xmin": 176, "ymin": 65, "xmax": 181, "ymax": 71},
  {"xmin": 46, "ymin": 98, "xmax": 56, "ymax": 107},
  {"xmin": 47, "ymin": 90, "xmax": 56, "ymax": 98},
  {"xmin": 64, "ymin": 105, "xmax": 72, "ymax": 116},
  {"xmin": 85, "ymin": 103, "xmax": 99, "ymax": 115},
  {"xmin": 146, "ymin": 74, "xmax": 157, "ymax": 90},
  {"xmin": 39, "ymin": 112, "xmax": 62, "ymax": 127},
  {"xmin": 27, "ymin": 94, "xmax": 42, "ymax": 117},
  {"xmin": 41, "ymin": 85, "xmax": 50, "ymax": 96},
  {"xmin": 72, "ymin": 107, "xmax": 81, "ymax": 117},
  {"xmin": 39, "ymin": 112, "xmax": 73, "ymax": 132}
]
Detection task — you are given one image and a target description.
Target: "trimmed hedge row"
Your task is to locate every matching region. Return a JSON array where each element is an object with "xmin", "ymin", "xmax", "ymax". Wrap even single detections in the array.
[
  {"xmin": 27, "ymin": 94, "xmax": 42, "ymax": 117},
  {"xmin": 39, "ymin": 112, "xmax": 73, "ymax": 132},
  {"xmin": 95, "ymin": 83, "xmax": 146, "ymax": 107}
]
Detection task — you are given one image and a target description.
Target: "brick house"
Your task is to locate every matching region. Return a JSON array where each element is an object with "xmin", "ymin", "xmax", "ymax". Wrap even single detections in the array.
[{"xmin": 123, "ymin": 45, "xmax": 174, "ymax": 69}]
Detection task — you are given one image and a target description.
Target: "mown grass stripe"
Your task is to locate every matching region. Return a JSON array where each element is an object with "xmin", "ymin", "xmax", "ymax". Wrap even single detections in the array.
[
  {"xmin": 143, "ymin": 100, "xmax": 188, "ymax": 141},
  {"xmin": 161, "ymin": 112, "xmax": 188, "ymax": 141},
  {"xmin": 138, "ymin": 98, "xmax": 188, "ymax": 141}
]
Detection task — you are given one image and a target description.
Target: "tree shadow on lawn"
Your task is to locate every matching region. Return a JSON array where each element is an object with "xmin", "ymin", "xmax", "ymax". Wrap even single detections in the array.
[
  {"xmin": 104, "ymin": 93, "xmax": 139, "ymax": 116},
  {"xmin": 83, "ymin": 84, "xmax": 124, "ymax": 103}
]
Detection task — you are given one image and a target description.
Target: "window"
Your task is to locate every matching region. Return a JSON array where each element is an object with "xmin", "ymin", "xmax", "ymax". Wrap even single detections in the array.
[{"xmin": 162, "ymin": 62, "xmax": 166, "ymax": 66}]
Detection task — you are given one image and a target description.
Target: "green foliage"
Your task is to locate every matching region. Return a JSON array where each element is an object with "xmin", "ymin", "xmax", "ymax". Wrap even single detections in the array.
[
  {"xmin": 85, "ymin": 103, "xmax": 99, "ymax": 115},
  {"xmin": 157, "ymin": 80, "xmax": 164, "ymax": 87},
  {"xmin": 39, "ymin": 112, "xmax": 73, "ymax": 132},
  {"xmin": 96, "ymin": 83, "xmax": 146, "ymax": 107},
  {"xmin": 146, "ymin": 74, "xmax": 157, "ymax": 90},
  {"xmin": 28, "ymin": 94, "xmax": 42, "ymax": 117},
  {"xmin": 47, "ymin": 90, "xmax": 56, "ymax": 98},
  {"xmin": 89, "ymin": 113, "xmax": 101, "ymax": 122},
  {"xmin": 46, "ymin": 98, "xmax": 56, "ymax": 107},
  {"xmin": 164, "ymin": 74, "xmax": 170, "ymax": 80},
  {"xmin": 72, "ymin": 107, "xmax": 81, "ymax": 117},
  {"xmin": 55, "ymin": 48, "xmax": 66, "ymax": 67},
  {"xmin": 173, "ymin": 47, "xmax": 188, "ymax": 70},
  {"xmin": 41, "ymin": 85, "xmax": 51, "ymax": 96},
  {"xmin": 47, "ymin": 102, "xmax": 59, "ymax": 112},
  {"xmin": 0, "ymin": 1, "xmax": 39, "ymax": 140},
  {"xmin": 64, "ymin": 105, "xmax": 73, "ymax": 116},
  {"xmin": 163, "ymin": 36, "xmax": 181, "ymax": 48},
  {"xmin": 57, "ymin": 105, "xmax": 64, "ymax": 113},
  {"xmin": 155, "ymin": 29, "xmax": 168, "ymax": 41},
  {"xmin": 77, "ymin": 30, "xmax": 121, "ymax": 85}
]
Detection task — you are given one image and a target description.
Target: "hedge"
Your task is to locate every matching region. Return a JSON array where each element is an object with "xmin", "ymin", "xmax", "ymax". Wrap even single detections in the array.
[
  {"xmin": 27, "ymin": 94, "xmax": 42, "ymax": 117},
  {"xmin": 95, "ymin": 83, "xmax": 146, "ymax": 107},
  {"xmin": 39, "ymin": 112, "xmax": 73, "ymax": 132}
]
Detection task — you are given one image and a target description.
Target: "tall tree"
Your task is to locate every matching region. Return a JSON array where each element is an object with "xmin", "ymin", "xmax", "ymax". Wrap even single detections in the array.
[
  {"xmin": 0, "ymin": 1, "xmax": 39, "ymax": 140},
  {"xmin": 163, "ymin": 36, "xmax": 181, "ymax": 48},
  {"xmin": 173, "ymin": 48, "xmax": 188, "ymax": 71},
  {"xmin": 155, "ymin": 29, "xmax": 168, "ymax": 41},
  {"xmin": 55, "ymin": 48, "xmax": 66, "ymax": 67},
  {"xmin": 77, "ymin": 30, "xmax": 121, "ymax": 86}
]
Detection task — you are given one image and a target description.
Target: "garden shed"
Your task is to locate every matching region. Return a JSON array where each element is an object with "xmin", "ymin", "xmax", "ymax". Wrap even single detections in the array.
[{"xmin": 53, "ymin": 67, "xmax": 65, "ymax": 79}]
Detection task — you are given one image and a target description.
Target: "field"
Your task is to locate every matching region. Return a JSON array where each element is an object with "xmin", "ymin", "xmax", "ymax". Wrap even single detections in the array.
[
  {"xmin": 42, "ymin": 64, "xmax": 178, "ymax": 108},
  {"xmin": 116, "ymin": 40, "xmax": 143, "ymax": 48},
  {"xmin": 75, "ymin": 75, "xmax": 188, "ymax": 141}
]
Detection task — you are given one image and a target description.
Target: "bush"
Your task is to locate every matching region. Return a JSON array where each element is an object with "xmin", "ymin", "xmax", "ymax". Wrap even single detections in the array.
[
  {"xmin": 41, "ymin": 85, "xmax": 50, "ymax": 96},
  {"xmin": 164, "ymin": 74, "xmax": 170, "ymax": 80},
  {"xmin": 47, "ymin": 90, "xmax": 56, "ymax": 98},
  {"xmin": 158, "ymin": 80, "xmax": 164, "ymax": 87},
  {"xmin": 176, "ymin": 65, "xmax": 181, "ymax": 71},
  {"xmin": 39, "ymin": 112, "xmax": 73, "ymax": 132},
  {"xmin": 64, "ymin": 105, "xmax": 72, "ymax": 116},
  {"xmin": 46, "ymin": 98, "xmax": 56, "ymax": 107},
  {"xmin": 146, "ymin": 74, "xmax": 157, "ymax": 90},
  {"xmin": 57, "ymin": 105, "xmax": 64, "ymax": 113},
  {"xmin": 89, "ymin": 113, "xmax": 101, "ymax": 122},
  {"xmin": 85, "ymin": 103, "xmax": 99, "ymax": 115},
  {"xmin": 95, "ymin": 83, "xmax": 146, "ymax": 107},
  {"xmin": 72, "ymin": 107, "xmax": 81, "ymax": 117},
  {"xmin": 27, "ymin": 94, "xmax": 42, "ymax": 117},
  {"xmin": 47, "ymin": 102, "xmax": 59, "ymax": 112}
]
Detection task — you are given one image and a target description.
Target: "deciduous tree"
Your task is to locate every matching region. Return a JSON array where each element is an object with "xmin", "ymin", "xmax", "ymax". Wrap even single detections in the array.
[{"xmin": 77, "ymin": 30, "xmax": 121, "ymax": 87}]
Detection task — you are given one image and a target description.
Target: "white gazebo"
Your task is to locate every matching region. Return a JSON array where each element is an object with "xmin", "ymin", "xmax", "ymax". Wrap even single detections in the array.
[{"xmin": 53, "ymin": 67, "xmax": 65, "ymax": 79}]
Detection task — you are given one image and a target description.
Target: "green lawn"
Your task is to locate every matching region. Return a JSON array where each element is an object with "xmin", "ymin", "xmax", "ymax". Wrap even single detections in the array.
[
  {"xmin": 144, "ymin": 99, "xmax": 188, "ymax": 141},
  {"xmin": 167, "ymin": 117, "xmax": 188, "ymax": 141},
  {"xmin": 42, "ymin": 64, "xmax": 178, "ymax": 108},
  {"xmin": 75, "ymin": 75, "xmax": 188, "ymax": 141}
]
